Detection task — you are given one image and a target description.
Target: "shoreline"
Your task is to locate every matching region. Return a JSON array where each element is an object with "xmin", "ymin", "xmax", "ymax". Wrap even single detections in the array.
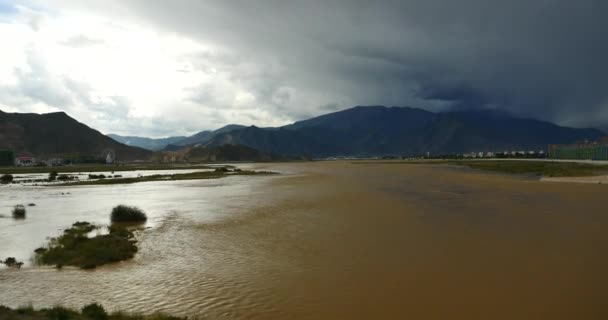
[{"xmin": 540, "ymin": 175, "xmax": 608, "ymax": 184}]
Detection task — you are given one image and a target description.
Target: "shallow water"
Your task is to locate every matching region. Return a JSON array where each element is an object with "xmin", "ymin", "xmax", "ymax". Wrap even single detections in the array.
[{"xmin": 1, "ymin": 162, "xmax": 607, "ymax": 319}]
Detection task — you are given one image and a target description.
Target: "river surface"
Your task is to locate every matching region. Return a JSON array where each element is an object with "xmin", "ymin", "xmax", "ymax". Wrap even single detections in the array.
[{"xmin": 1, "ymin": 161, "xmax": 607, "ymax": 319}]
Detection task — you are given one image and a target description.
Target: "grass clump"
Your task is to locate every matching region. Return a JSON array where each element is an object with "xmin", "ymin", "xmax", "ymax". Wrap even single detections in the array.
[
  {"xmin": 35, "ymin": 221, "xmax": 138, "ymax": 269},
  {"xmin": 0, "ymin": 174, "xmax": 13, "ymax": 184},
  {"xmin": 12, "ymin": 205, "xmax": 26, "ymax": 219},
  {"xmin": 111, "ymin": 205, "xmax": 147, "ymax": 223}
]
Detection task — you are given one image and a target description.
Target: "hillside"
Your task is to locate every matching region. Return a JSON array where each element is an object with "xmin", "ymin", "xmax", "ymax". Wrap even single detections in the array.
[
  {"xmin": 203, "ymin": 106, "xmax": 605, "ymax": 157},
  {"xmin": 0, "ymin": 110, "xmax": 152, "ymax": 161}
]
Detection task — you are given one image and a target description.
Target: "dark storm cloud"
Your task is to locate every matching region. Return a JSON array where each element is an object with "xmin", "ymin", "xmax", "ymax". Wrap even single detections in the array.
[{"xmin": 55, "ymin": 0, "xmax": 608, "ymax": 129}]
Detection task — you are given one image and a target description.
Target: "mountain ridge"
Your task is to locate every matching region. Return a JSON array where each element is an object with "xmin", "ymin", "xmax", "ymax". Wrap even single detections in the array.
[
  {"xmin": 0, "ymin": 109, "xmax": 152, "ymax": 161},
  {"xmin": 201, "ymin": 106, "xmax": 605, "ymax": 157}
]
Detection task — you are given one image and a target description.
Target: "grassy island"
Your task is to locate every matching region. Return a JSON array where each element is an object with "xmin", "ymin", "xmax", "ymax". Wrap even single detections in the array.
[
  {"xmin": 54, "ymin": 169, "xmax": 277, "ymax": 186},
  {"xmin": 35, "ymin": 221, "xmax": 139, "ymax": 269}
]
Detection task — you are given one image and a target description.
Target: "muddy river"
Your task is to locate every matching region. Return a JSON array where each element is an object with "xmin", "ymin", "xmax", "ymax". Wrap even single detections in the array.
[{"xmin": 1, "ymin": 162, "xmax": 606, "ymax": 319}]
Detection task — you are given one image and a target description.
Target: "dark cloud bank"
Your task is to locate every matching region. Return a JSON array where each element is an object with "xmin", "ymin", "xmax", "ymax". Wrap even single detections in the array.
[{"xmin": 56, "ymin": 0, "xmax": 608, "ymax": 132}]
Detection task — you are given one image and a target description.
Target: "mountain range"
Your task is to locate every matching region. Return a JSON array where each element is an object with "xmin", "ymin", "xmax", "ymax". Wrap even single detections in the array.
[
  {"xmin": 1, "ymin": 106, "xmax": 605, "ymax": 161},
  {"xmin": 113, "ymin": 106, "xmax": 604, "ymax": 157}
]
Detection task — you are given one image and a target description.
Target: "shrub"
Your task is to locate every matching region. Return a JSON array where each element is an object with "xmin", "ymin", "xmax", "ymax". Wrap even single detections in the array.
[
  {"xmin": 49, "ymin": 171, "xmax": 58, "ymax": 181},
  {"xmin": 111, "ymin": 205, "xmax": 147, "ymax": 223},
  {"xmin": 45, "ymin": 306, "xmax": 76, "ymax": 320},
  {"xmin": 214, "ymin": 167, "xmax": 229, "ymax": 173},
  {"xmin": 2, "ymin": 257, "xmax": 23, "ymax": 268},
  {"xmin": 81, "ymin": 303, "xmax": 108, "ymax": 320},
  {"xmin": 12, "ymin": 205, "xmax": 26, "ymax": 219},
  {"xmin": 0, "ymin": 174, "xmax": 13, "ymax": 184}
]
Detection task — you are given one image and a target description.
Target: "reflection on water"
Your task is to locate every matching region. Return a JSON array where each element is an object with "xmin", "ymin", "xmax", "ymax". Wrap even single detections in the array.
[{"xmin": 1, "ymin": 162, "xmax": 607, "ymax": 319}]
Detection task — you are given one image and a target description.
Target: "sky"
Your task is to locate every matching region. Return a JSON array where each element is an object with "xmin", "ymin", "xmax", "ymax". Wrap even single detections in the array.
[{"xmin": 0, "ymin": 0, "xmax": 606, "ymax": 137}]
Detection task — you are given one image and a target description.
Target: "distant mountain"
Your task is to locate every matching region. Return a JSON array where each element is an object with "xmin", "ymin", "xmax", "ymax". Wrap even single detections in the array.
[
  {"xmin": 108, "ymin": 134, "xmax": 186, "ymax": 151},
  {"xmin": 0, "ymin": 110, "xmax": 152, "ymax": 161},
  {"xmin": 203, "ymin": 106, "xmax": 605, "ymax": 157},
  {"xmin": 172, "ymin": 124, "xmax": 246, "ymax": 147},
  {"xmin": 108, "ymin": 125, "xmax": 247, "ymax": 151}
]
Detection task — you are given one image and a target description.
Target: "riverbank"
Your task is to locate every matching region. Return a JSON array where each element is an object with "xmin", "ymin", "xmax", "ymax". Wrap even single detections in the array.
[{"xmin": 353, "ymin": 159, "xmax": 608, "ymax": 179}]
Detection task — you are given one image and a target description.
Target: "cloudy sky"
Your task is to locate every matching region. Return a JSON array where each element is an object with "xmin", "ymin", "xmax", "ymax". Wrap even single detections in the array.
[{"xmin": 0, "ymin": 0, "xmax": 606, "ymax": 137}]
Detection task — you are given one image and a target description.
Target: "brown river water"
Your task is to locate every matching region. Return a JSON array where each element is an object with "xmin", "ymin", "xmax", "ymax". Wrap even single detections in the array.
[{"xmin": 1, "ymin": 161, "xmax": 607, "ymax": 319}]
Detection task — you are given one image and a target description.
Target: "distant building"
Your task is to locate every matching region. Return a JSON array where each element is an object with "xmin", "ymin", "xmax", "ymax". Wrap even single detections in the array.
[{"xmin": 16, "ymin": 155, "xmax": 36, "ymax": 166}]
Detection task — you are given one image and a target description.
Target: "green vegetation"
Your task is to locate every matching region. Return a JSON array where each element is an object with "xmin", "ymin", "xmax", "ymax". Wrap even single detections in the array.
[
  {"xmin": 56, "ymin": 169, "xmax": 277, "ymax": 186},
  {"xmin": 1, "ymin": 174, "xmax": 13, "ymax": 184},
  {"xmin": 81, "ymin": 303, "xmax": 108, "ymax": 320},
  {"xmin": 57, "ymin": 174, "xmax": 77, "ymax": 181},
  {"xmin": 12, "ymin": 205, "xmax": 26, "ymax": 219},
  {"xmin": 111, "ymin": 205, "xmax": 147, "ymax": 223},
  {"xmin": 448, "ymin": 160, "xmax": 608, "ymax": 177},
  {"xmin": 2, "ymin": 257, "xmax": 24, "ymax": 268},
  {"xmin": 35, "ymin": 221, "xmax": 139, "ymax": 269},
  {"xmin": 0, "ymin": 304, "xmax": 185, "ymax": 320},
  {"xmin": 49, "ymin": 171, "xmax": 58, "ymax": 181}
]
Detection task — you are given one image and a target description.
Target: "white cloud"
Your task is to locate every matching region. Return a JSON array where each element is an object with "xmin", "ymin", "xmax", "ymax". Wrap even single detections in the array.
[{"xmin": 0, "ymin": 2, "xmax": 298, "ymax": 137}]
